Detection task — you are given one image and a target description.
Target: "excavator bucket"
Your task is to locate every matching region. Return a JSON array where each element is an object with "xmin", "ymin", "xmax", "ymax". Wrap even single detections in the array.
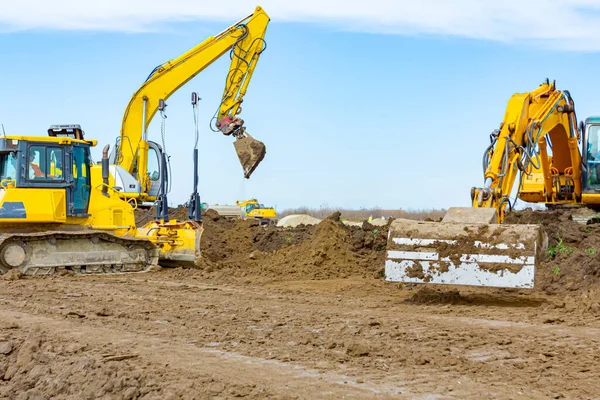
[
  {"xmin": 385, "ymin": 208, "xmax": 546, "ymax": 289},
  {"xmin": 234, "ymin": 133, "xmax": 266, "ymax": 179}
]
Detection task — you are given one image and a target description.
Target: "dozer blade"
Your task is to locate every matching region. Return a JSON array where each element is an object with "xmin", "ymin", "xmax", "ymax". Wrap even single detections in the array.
[
  {"xmin": 136, "ymin": 221, "xmax": 203, "ymax": 268},
  {"xmin": 234, "ymin": 133, "xmax": 266, "ymax": 179},
  {"xmin": 385, "ymin": 208, "xmax": 545, "ymax": 289}
]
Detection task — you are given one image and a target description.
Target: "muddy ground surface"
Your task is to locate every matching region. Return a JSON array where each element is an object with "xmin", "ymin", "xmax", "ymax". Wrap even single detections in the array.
[{"xmin": 1, "ymin": 208, "xmax": 600, "ymax": 399}]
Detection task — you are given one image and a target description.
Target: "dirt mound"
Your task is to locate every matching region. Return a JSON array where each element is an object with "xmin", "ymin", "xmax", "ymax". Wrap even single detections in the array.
[
  {"xmin": 505, "ymin": 208, "xmax": 600, "ymax": 295},
  {"xmin": 198, "ymin": 211, "xmax": 388, "ymax": 280},
  {"xmin": 277, "ymin": 214, "xmax": 321, "ymax": 227},
  {"xmin": 135, "ymin": 205, "xmax": 600, "ymax": 295},
  {"xmin": 253, "ymin": 224, "xmax": 313, "ymax": 252}
]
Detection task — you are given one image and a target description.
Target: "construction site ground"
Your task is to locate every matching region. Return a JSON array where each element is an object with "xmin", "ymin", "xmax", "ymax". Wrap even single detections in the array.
[{"xmin": 1, "ymin": 209, "xmax": 600, "ymax": 399}]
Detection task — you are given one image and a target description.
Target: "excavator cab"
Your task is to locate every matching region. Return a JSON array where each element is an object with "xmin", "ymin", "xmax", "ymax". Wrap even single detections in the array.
[
  {"xmin": 581, "ymin": 119, "xmax": 600, "ymax": 190},
  {"xmin": 0, "ymin": 136, "xmax": 93, "ymax": 218}
]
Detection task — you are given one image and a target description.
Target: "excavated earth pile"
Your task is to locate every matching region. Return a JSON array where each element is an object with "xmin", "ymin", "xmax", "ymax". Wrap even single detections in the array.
[
  {"xmin": 505, "ymin": 208, "xmax": 600, "ymax": 297},
  {"xmin": 135, "ymin": 205, "xmax": 600, "ymax": 294},
  {"xmin": 134, "ymin": 206, "xmax": 389, "ymax": 280},
  {"xmin": 198, "ymin": 210, "xmax": 389, "ymax": 280}
]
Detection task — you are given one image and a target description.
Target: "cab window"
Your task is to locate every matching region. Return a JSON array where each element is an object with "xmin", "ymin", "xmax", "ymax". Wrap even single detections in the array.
[
  {"xmin": 147, "ymin": 147, "xmax": 160, "ymax": 181},
  {"xmin": 72, "ymin": 146, "xmax": 91, "ymax": 214},
  {"xmin": 28, "ymin": 145, "xmax": 64, "ymax": 181},
  {"xmin": 0, "ymin": 152, "xmax": 18, "ymax": 181}
]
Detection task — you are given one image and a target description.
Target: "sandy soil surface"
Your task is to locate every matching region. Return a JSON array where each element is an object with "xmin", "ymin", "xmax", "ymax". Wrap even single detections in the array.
[
  {"xmin": 1, "ymin": 272, "xmax": 600, "ymax": 399},
  {"xmin": 1, "ymin": 208, "xmax": 599, "ymax": 399}
]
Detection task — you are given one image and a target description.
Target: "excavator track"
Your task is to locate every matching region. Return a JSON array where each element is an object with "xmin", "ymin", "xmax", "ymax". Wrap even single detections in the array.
[{"xmin": 0, "ymin": 231, "xmax": 159, "ymax": 276}]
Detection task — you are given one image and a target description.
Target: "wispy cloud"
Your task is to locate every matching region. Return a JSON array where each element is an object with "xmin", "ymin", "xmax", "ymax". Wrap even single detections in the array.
[{"xmin": 2, "ymin": 0, "xmax": 600, "ymax": 50}]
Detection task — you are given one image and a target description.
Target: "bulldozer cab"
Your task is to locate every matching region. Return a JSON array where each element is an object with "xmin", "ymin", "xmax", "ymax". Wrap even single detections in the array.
[{"xmin": 0, "ymin": 137, "xmax": 92, "ymax": 217}]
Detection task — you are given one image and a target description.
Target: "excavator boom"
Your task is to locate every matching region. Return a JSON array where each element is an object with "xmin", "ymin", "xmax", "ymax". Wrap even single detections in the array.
[{"xmin": 117, "ymin": 6, "xmax": 270, "ymax": 192}]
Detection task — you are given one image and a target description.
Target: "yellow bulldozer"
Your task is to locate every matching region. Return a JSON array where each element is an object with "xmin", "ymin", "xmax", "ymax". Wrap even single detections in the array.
[
  {"xmin": 0, "ymin": 6, "xmax": 270, "ymax": 275},
  {"xmin": 386, "ymin": 79, "xmax": 600, "ymax": 289}
]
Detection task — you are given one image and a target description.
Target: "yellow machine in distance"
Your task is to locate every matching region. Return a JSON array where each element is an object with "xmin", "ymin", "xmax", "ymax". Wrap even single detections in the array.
[
  {"xmin": 236, "ymin": 199, "xmax": 277, "ymax": 223},
  {"xmin": 386, "ymin": 79, "xmax": 600, "ymax": 290},
  {"xmin": 0, "ymin": 7, "xmax": 271, "ymax": 275}
]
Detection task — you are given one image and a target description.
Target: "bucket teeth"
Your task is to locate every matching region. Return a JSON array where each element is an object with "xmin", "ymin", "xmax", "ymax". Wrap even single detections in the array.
[{"xmin": 384, "ymin": 210, "xmax": 545, "ymax": 289}]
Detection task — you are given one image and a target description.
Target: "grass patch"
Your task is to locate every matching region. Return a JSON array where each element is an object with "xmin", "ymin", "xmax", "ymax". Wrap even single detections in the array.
[{"xmin": 547, "ymin": 238, "xmax": 573, "ymax": 258}]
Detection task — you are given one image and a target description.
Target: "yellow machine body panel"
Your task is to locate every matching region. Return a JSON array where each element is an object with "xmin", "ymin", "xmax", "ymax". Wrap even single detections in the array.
[{"xmin": 0, "ymin": 188, "xmax": 67, "ymax": 223}]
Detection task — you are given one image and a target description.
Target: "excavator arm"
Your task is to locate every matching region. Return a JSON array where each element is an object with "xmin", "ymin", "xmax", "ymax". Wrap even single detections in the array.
[
  {"xmin": 471, "ymin": 80, "xmax": 581, "ymax": 222},
  {"xmin": 116, "ymin": 6, "xmax": 270, "ymax": 194}
]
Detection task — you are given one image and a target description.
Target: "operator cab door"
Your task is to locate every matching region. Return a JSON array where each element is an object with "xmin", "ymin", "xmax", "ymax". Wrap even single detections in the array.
[
  {"xmin": 147, "ymin": 141, "xmax": 164, "ymax": 199},
  {"xmin": 69, "ymin": 144, "xmax": 91, "ymax": 216},
  {"xmin": 583, "ymin": 124, "xmax": 600, "ymax": 193}
]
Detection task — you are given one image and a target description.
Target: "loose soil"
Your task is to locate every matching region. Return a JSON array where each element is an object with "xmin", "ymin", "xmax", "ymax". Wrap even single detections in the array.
[
  {"xmin": 197, "ymin": 209, "xmax": 388, "ymax": 280},
  {"xmin": 0, "ymin": 207, "xmax": 599, "ymax": 398},
  {"xmin": 506, "ymin": 208, "xmax": 600, "ymax": 296}
]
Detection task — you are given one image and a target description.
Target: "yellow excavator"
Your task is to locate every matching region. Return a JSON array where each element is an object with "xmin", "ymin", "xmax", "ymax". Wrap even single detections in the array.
[
  {"xmin": 386, "ymin": 79, "xmax": 600, "ymax": 289},
  {"xmin": 236, "ymin": 199, "xmax": 277, "ymax": 224},
  {"xmin": 0, "ymin": 6, "xmax": 270, "ymax": 275}
]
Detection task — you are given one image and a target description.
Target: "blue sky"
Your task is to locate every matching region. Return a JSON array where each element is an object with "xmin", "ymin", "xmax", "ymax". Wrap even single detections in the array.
[{"xmin": 2, "ymin": 1, "xmax": 600, "ymax": 211}]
